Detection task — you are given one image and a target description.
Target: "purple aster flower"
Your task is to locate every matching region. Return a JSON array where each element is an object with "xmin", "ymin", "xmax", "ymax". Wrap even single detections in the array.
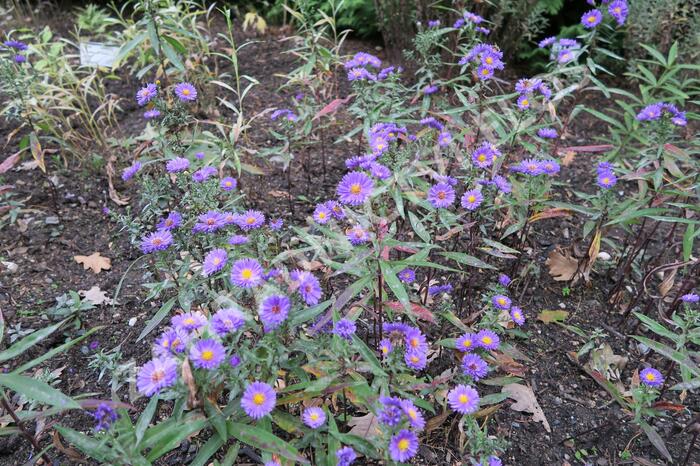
[
  {"xmin": 259, "ymin": 295, "xmax": 291, "ymax": 331},
  {"xmin": 195, "ymin": 151, "xmax": 205, "ymax": 160},
  {"xmin": 541, "ymin": 159, "xmax": 561, "ymax": 175},
  {"xmin": 174, "ymin": 82, "xmax": 197, "ymax": 102},
  {"xmin": 640, "ymin": 367, "xmax": 664, "ymax": 387},
  {"xmin": 538, "ymin": 36, "xmax": 556, "ymax": 48},
  {"xmin": 202, "ymin": 249, "xmax": 227, "ymax": 277},
  {"xmin": 370, "ymin": 135, "xmax": 389, "ymax": 155},
  {"xmin": 346, "ymin": 225, "xmax": 370, "ymax": 245},
  {"xmin": 453, "ymin": 18, "xmax": 465, "ymax": 28},
  {"xmin": 538, "ymin": 128, "xmax": 558, "ymax": 139},
  {"xmin": 461, "ymin": 189, "xmax": 484, "ymax": 211},
  {"xmin": 464, "ymin": 12, "xmax": 484, "ymax": 24},
  {"xmin": 383, "ymin": 322, "xmax": 411, "ymax": 336},
  {"xmin": 498, "ymin": 274, "xmax": 511, "ymax": 286},
  {"xmin": 429, "ymin": 284, "xmax": 453, "ymax": 295},
  {"xmin": 269, "ymin": 218, "xmax": 284, "ymax": 230},
  {"xmin": 333, "ymin": 318, "xmax": 356, "ymax": 340},
  {"xmin": 154, "ymin": 329, "xmax": 188, "ymax": 357},
  {"xmin": 476, "ymin": 329, "xmax": 500, "ymax": 350},
  {"xmin": 4, "ymin": 40, "xmax": 27, "ymax": 50},
  {"xmin": 515, "ymin": 78, "xmax": 542, "ymax": 94},
  {"xmin": 156, "ymin": 212, "xmax": 181, "ymax": 231},
  {"xmin": 494, "ymin": 175, "xmax": 512, "ymax": 194},
  {"xmin": 513, "ymin": 158, "xmax": 545, "ymax": 176},
  {"xmin": 336, "ymin": 446, "xmax": 356, "ymax": 466},
  {"xmin": 192, "ymin": 166, "xmax": 217, "ymax": 182},
  {"xmin": 447, "ymin": 384, "xmax": 480, "ymax": 414},
  {"xmin": 172, "ymin": 311, "xmax": 207, "ymax": 333},
  {"xmin": 609, "ymin": 0, "xmax": 628, "ymax": 25},
  {"xmin": 89, "ymin": 340, "xmax": 100, "ymax": 351},
  {"xmin": 462, "ymin": 353, "xmax": 489, "ymax": 381},
  {"xmin": 510, "ymin": 306, "xmax": 526, "ymax": 326},
  {"xmin": 241, "ymin": 381, "xmax": 276, "ymax": 419},
  {"xmin": 141, "ymin": 229, "xmax": 173, "ymax": 253},
  {"xmin": 517, "ymin": 94, "xmax": 532, "ymax": 110},
  {"xmin": 420, "ymin": 116, "xmax": 444, "ymax": 130},
  {"xmin": 472, "ymin": 142, "xmax": 500, "ymax": 168},
  {"xmin": 270, "ymin": 109, "xmax": 296, "ymax": 121},
  {"xmin": 398, "ymin": 268, "xmax": 415, "ymax": 284},
  {"xmin": 405, "ymin": 328, "xmax": 427, "ymax": 352},
  {"xmin": 487, "ymin": 456, "xmax": 503, "ymax": 466},
  {"xmin": 235, "ymin": 210, "xmax": 265, "ymax": 231},
  {"xmin": 378, "ymin": 396, "xmax": 404, "ymax": 426},
  {"xmin": 292, "ymin": 270, "xmax": 322, "ymax": 305},
  {"xmin": 370, "ymin": 162, "xmax": 391, "ymax": 180},
  {"xmin": 597, "ymin": 171, "xmax": 617, "ymax": 189},
  {"xmin": 14, "ymin": 54, "xmax": 26, "ymax": 63},
  {"xmin": 476, "ymin": 65, "xmax": 494, "ymax": 80},
  {"xmin": 437, "ymin": 131, "xmax": 452, "ymax": 147},
  {"xmin": 144, "ymin": 109, "xmax": 161, "ymax": 119},
  {"xmin": 379, "ymin": 338, "xmax": 393, "ymax": 357},
  {"xmin": 220, "ymin": 176, "xmax": 237, "ymax": 191},
  {"xmin": 136, "ymin": 83, "xmax": 157, "ymax": 106},
  {"xmin": 405, "ymin": 349, "xmax": 427, "ymax": 370},
  {"xmin": 302, "ymin": 407, "xmax": 326, "ymax": 429},
  {"xmin": 228, "ymin": 234, "xmax": 249, "ymax": 245},
  {"xmin": 190, "ymin": 338, "xmax": 225, "ymax": 370},
  {"xmin": 681, "ymin": 293, "xmax": 699, "ymax": 303},
  {"xmin": 401, "ymin": 399, "xmax": 425, "ymax": 430},
  {"xmin": 166, "ymin": 157, "xmax": 190, "ymax": 173},
  {"xmin": 377, "ymin": 66, "xmax": 399, "ymax": 80},
  {"xmin": 347, "ymin": 67, "xmax": 374, "ymax": 81},
  {"xmin": 423, "ymin": 84, "xmax": 439, "ymax": 95},
  {"xmin": 389, "ymin": 430, "xmax": 419, "ymax": 462},
  {"xmin": 476, "ymin": 26, "xmax": 490, "ymax": 34},
  {"xmin": 91, "ymin": 403, "xmax": 118, "ymax": 431},
  {"xmin": 456, "ymin": 333, "xmax": 477, "ymax": 352},
  {"xmin": 581, "ymin": 9, "xmax": 603, "ymax": 28},
  {"xmin": 264, "ymin": 461, "xmax": 280, "ymax": 466},
  {"xmin": 559, "ymin": 38, "xmax": 580, "ymax": 48},
  {"xmin": 597, "ymin": 161, "xmax": 614, "ymax": 173},
  {"xmin": 229, "ymin": 354, "xmax": 241, "ymax": 367},
  {"xmin": 428, "ymin": 182, "xmax": 456, "ymax": 208},
  {"xmin": 121, "ymin": 161, "xmax": 142, "ymax": 181},
  {"xmin": 557, "ymin": 49, "xmax": 576, "ymax": 64},
  {"xmin": 211, "ymin": 308, "xmax": 245, "ymax": 336},
  {"xmin": 137, "ymin": 358, "xmax": 178, "ymax": 396},
  {"xmin": 193, "ymin": 210, "xmax": 226, "ymax": 234},
  {"xmin": 337, "ymin": 171, "xmax": 374, "ymax": 205},
  {"xmin": 230, "ymin": 258, "xmax": 264, "ymax": 288},
  {"xmin": 427, "ymin": 19, "xmax": 440, "ymax": 27},
  {"xmin": 492, "ymin": 295, "xmax": 512, "ymax": 309},
  {"xmin": 313, "ymin": 204, "xmax": 332, "ymax": 224}
]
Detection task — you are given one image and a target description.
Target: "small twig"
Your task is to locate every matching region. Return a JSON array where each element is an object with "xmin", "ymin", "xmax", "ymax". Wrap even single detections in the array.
[{"xmin": 1, "ymin": 394, "xmax": 53, "ymax": 465}]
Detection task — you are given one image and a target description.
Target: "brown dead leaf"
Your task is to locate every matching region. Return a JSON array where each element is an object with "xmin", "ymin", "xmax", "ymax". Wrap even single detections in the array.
[
  {"xmin": 545, "ymin": 247, "xmax": 578, "ymax": 282},
  {"xmin": 74, "ymin": 252, "xmax": 111, "ymax": 274},
  {"xmin": 537, "ymin": 310, "xmax": 569, "ymax": 324},
  {"xmin": 502, "ymin": 383, "xmax": 551, "ymax": 432},
  {"xmin": 299, "ymin": 260, "xmax": 324, "ymax": 271},
  {"xmin": 425, "ymin": 410, "xmax": 451, "ymax": 433},
  {"xmin": 106, "ymin": 156, "xmax": 129, "ymax": 206},
  {"xmin": 491, "ymin": 352, "xmax": 527, "ymax": 377},
  {"xmin": 347, "ymin": 412, "xmax": 380, "ymax": 439},
  {"xmin": 586, "ymin": 343, "xmax": 627, "ymax": 382},
  {"xmin": 658, "ymin": 268, "xmax": 676, "ymax": 297},
  {"xmin": 181, "ymin": 358, "xmax": 199, "ymax": 408},
  {"xmin": 79, "ymin": 286, "xmax": 113, "ymax": 305},
  {"xmin": 0, "ymin": 152, "xmax": 20, "ymax": 174},
  {"xmin": 268, "ymin": 190, "xmax": 291, "ymax": 199},
  {"xmin": 561, "ymin": 150, "xmax": 576, "ymax": 166}
]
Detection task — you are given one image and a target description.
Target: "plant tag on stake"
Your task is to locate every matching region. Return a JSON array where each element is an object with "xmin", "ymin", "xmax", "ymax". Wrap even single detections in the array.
[{"xmin": 79, "ymin": 42, "xmax": 120, "ymax": 68}]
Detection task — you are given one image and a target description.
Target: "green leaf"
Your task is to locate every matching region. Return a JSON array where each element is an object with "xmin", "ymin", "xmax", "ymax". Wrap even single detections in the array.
[
  {"xmin": 145, "ymin": 418, "xmax": 208, "ymax": 461},
  {"xmin": 189, "ymin": 435, "xmax": 225, "ymax": 466},
  {"xmin": 227, "ymin": 422, "xmax": 309, "ymax": 464},
  {"xmin": 115, "ymin": 31, "xmax": 147, "ymax": 67},
  {"xmin": 147, "ymin": 20, "xmax": 160, "ymax": 55},
  {"xmin": 0, "ymin": 320, "xmax": 65, "ymax": 363},
  {"xmin": 135, "ymin": 396, "xmax": 159, "ymax": 443},
  {"xmin": 0, "ymin": 374, "xmax": 79, "ymax": 409},
  {"xmin": 352, "ymin": 335, "xmax": 387, "ymax": 377},
  {"xmin": 639, "ymin": 421, "xmax": 672, "ymax": 461},
  {"xmin": 137, "ymin": 297, "xmax": 176, "ymax": 342},
  {"xmin": 55, "ymin": 426, "xmax": 120, "ymax": 463},
  {"xmin": 408, "ymin": 211, "xmax": 430, "ymax": 243},
  {"xmin": 632, "ymin": 336, "xmax": 700, "ymax": 377},
  {"xmin": 633, "ymin": 313, "xmax": 677, "ymax": 342},
  {"xmin": 439, "ymin": 252, "xmax": 496, "ymax": 270},
  {"xmin": 379, "ymin": 261, "xmax": 411, "ymax": 315},
  {"xmin": 161, "ymin": 40, "xmax": 185, "ymax": 72},
  {"xmin": 583, "ymin": 108, "xmax": 626, "ymax": 131},
  {"xmin": 13, "ymin": 326, "xmax": 102, "ymax": 374}
]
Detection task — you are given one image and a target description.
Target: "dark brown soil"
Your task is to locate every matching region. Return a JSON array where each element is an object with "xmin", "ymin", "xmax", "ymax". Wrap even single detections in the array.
[{"xmin": 0, "ymin": 7, "xmax": 697, "ymax": 466}]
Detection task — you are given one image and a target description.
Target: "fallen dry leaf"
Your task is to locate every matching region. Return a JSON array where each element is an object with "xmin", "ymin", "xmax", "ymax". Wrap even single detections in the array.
[
  {"xmin": 491, "ymin": 352, "xmax": 527, "ymax": 377},
  {"xmin": 502, "ymin": 383, "xmax": 551, "ymax": 432},
  {"xmin": 347, "ymin": 412, "xmax": 380, "ymax": 439},
  {"xmin": 181, "ymin": 358, "xmax": 199, "ymax": 409},
  {"xmin": 74, "ymin": 252, "xmax": 111, "ymax": 274},
  {"xmin": 537, "ymin": 310, "xmax": 569, "ymax": 324},
  {"xmin": 561, "ymin": 150, "xmax": 576, "ymax": 166},
  {"xmin": 586, "ymin": 343, "xmax": 627, "ymax": 382},
  {"xmin": 0, "ymin": 152, "xmax": 20, "ymax": 174},
  {"xmin": 79, "ymin": 286, "xmax": 112, "ymax": 305},
  {"xmin": 545, "ymin": 247, "xmax": 578, "ymax": 282}
]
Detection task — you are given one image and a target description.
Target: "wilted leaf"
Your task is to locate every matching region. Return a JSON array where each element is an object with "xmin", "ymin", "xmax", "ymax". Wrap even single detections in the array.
[
  {"xmin": 347, "ymin": 412, "xmax": 380, "ymax": 439},
  {"xmin": 537, "ymin": 310, "xmax": 569, "ymax": 323},
  {"xmin": 586, "ymin": 343, "xmax": 627, "ymax": 382},
  {"xmin": 385, "ymin": 301, "xmax": 435, "ymax": 323},
  {"xmin": 658, "ymin": 268, "xmax": 676, "ymax": 297},
  {"xmin": 561, "ymin": 151, "xmax": 576, "ymax": 166},
  {"xmin": 491, "ymin": 352, "xmax": 527, "ymax": 377},
  {"xmin": 181, "ymin": 358, "xmax": 199, "ymax": 409},
  {"xmin": 106, "ymin": 157, "xmax": 129, "ymax": 206},
  {"xmin": 425, "ymin": 410, "xmax": 450, "ymax": 433},
  {"xmin": 529, "ymin": 208, "xmax": 572, "ymax": 223},
  {"xmin": 74, "ymin": 252, "xmax": 111, "ymax": 274},
  {"xmin": 313, "ymin": 95, "xmax": 353, "ymax": 121},
  {"xmin": 79, "ymin": 286, "xmax": 112, "ymax": 305},
  {"xmin": 545, "ymin": 247, "xmax": 578, "ymax": 282},
  {"xmin": 502, "ymin": 383, "xmax": 551, "ymax": 432},
  {"xmin": 0, "ymin": 152, "xmax": 20, "ymax": 174}
]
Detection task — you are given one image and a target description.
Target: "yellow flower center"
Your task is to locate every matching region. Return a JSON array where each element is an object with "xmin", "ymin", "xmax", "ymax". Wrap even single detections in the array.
[
  {"xmin": 522, "ymin": 99, "xmax": 529, "ymax": 106},
  {"xmin": 213, "ymin": 258, "xmax": 221, "ymax": 265},
  {"xmin": 468, "ymin": 195, "xmax": 476, "ymax": 203},
  {"xmin": 478, "ymin": 154, "xmax": 486, "ymax": 162},
  {"xmin": 246, "ymin": 217, "xmax": 255, "ymax": 224},
  {"xmin": 153, "ymin": 238, "xmax": 162, "ymax": 245},
  {"xmin": 226, "ymin": 181, "xmax": 232, "ymax": 186},
  {"xmin": 182, "ymin": 89, "xmax": 191, "ymax": 95},
  {"xmin": 482, "ymin": 336, "xmax": 492, "ymax": 344},
  {"xmin": 151, "ymin": 369, "xmax": 165, "ymax": 383},
  {"xmin": 602, "ymin": 177, "xmax": 610, "ymax": 184},
  {"xmin": 165, "ymin": 219, "xmax": 173, "ymax": 226},
  {"xmin": 350, "ymin": 183, "xmax": 361, "ymax": 194},
  {"xmin": 408, "ymin": 409, "xmax": 417, "ymax": 419},
  {"xmin": 201, "ymin": 350, "xmax": 214, "ymax": 361},
  {"xmin": 481, "ymin": 68, "xmax": 489, "ymax": 75},
  {"xmin": 458, "ymin": 394, "xmax": 469, "ymax": 404},
  {"xmin": 318, "ymin": 212, "xmax": 326, "ymax": 219},
  {"xmin": 437, "ymin": 191, "xmax": 446, "ymax": 200},
  {"xmin": 398, "ymin": 439, "xmax": 410, "ymax": 451},
  {"xmin": 207, "ymin": 219, "xmax": 215, "ymax": 225},
  {"xmin": 485, "ymin": 57, "xmax": 493, "ymax": 64},
  {"xmin": 410, "ymin": 355, "xmax": 419, "ymax": 363},
  {"xmin": 184, "ymin": 318, "xmax": 195, "ymax": 325},
  {"xmin": 587, "ymin": 16, "xmax": 596, "ymax": 23},
  {"xmin": 253, "ymin": 393, "xmax": 265, "ymax": 405},
  {"xmin": 310, "ymin": 413, "xmax": 319, "ymax": 420},
  {"xmin": 271, "ymin": 305, "xmax": 281, "ymax": 314},
  {"xmin": 645, "ymin": 373, "xmax": 655, "ymax": 381},
  {"xmin": 463, "ymin": 340, "xmax": 472, "ymax": 348},
  {"xmin": 410, "ymin": 338, "xmax": 419, "ymax": 348},
  {"xmin": 498, "ymin": 298, "xmax": 506, "ymax": 305},
  {"xmin": 241, "ymin": 269, "xmax": 253, "ymax": 280},
  {"xmin": 161, "ymin": 339, "xmax": 170, "ymax": 348}
]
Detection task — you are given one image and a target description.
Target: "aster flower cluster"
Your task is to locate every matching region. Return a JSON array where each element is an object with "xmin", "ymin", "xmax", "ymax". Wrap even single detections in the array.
[
  {"xmin": 514, "ymin": 78, "xmax": 551, "ymax": 110},
  {"xmin": 581, "ymin": 0, "xmax": 628, "ymax": 28},
  {"xmin": 459, "ymin": 44, "xmax": 504, "ymax": 81},
  {"xmin": 453, "ymin": 11, "xmax": 489, "ymax": 34},
  {"xmin": 636, "ymin": 102, "xmax": 687, "ymax": 127},
  {"xmin": 596, "ymin": 161, "xmax": 617, "ymax": 189},
  {"xmin": 538, "ymin": 37, "xmax": 581, "ymax": 64},
  {"xmin": 344, "ymin": 52, "xmax": 382, "ymax": 81},
  {"xmin": 270, "ymin": 108, "xmax": 298, "ymax": 122},
  {"xmin": 134, "ymin": 82, "xmax": 197, "ymax": 121},
  {"xmin": 4, "ymin": 39, "xmax": 28, "ymax": 63},
  {"xmin": 510, "ymin": 158, "xmax": 561, "ymax": 177},
  {"xmin": 381, "ymin": 322, "xmax": 429, "ymax": 371}
]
